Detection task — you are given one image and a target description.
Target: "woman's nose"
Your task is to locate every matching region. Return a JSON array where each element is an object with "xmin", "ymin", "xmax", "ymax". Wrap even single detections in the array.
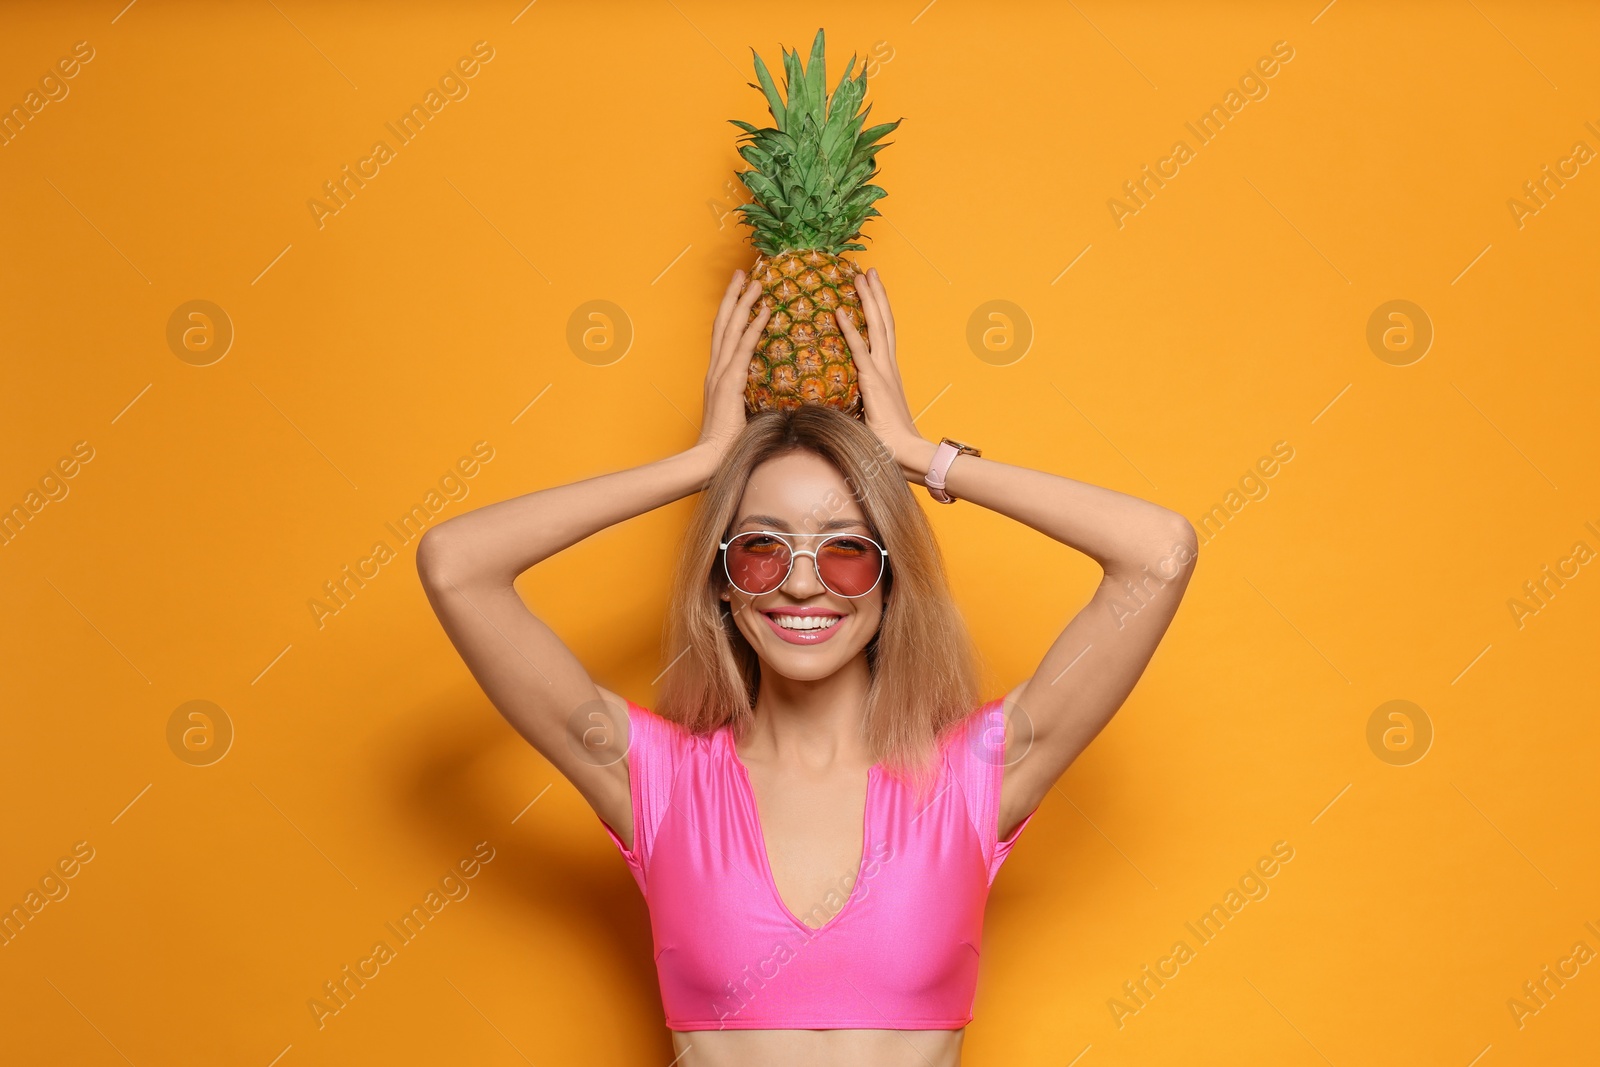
[{"xmin": 782, "ymin": 551, "xmax": 825, "ymax": 594}]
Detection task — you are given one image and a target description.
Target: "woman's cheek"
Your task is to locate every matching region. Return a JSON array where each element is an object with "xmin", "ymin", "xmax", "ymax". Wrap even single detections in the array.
[{"xmin": 853, "ymin": 610, "xmax": 882, "ymax": 649}]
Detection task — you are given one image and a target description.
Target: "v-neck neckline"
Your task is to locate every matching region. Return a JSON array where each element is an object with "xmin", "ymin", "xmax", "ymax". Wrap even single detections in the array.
[{"xmin": 725, "ymin": 726, "xmax": 876, "ymax": 936}]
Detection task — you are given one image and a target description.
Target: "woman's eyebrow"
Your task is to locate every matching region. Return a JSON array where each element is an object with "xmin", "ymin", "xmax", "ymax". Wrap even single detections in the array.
[
  {"xmin": 732, "ymin": 515, "xmax": 790, "ymax": 531},
  {"xmin": 737, "ymin": 513, "xmax": 871, "ymax": 532}
]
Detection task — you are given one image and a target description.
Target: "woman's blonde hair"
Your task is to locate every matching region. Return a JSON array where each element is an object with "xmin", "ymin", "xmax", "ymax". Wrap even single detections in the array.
[{"xmin": 657, "ymin": 405, "xmax": 982, "ymax": 797}]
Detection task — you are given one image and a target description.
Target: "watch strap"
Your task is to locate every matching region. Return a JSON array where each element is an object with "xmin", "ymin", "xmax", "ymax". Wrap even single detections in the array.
[{"xmin": 926, "ymin": 438, "xmax": 978, "ymax": 503}]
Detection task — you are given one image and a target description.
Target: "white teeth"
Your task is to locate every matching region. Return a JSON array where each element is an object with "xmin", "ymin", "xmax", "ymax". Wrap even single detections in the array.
[{"xmin": 771, "ymin": 614, "xmax": 840, "ymax": 631}]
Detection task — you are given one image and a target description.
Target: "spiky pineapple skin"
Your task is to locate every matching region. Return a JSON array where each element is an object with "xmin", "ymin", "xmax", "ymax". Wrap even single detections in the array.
[{"xmin": 744, "ymin": 250, "xmax": 865, "ymax": 417}]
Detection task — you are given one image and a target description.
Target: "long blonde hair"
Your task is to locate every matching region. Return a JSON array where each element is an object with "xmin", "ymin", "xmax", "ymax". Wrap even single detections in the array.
[{"xmin": 657, "ymin": 405, "xmax": 982, "ymax": 796}]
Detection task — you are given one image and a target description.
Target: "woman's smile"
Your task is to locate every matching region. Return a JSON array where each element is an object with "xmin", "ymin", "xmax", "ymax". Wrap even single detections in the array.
[{"xmin": 760, "ymin": 606, "xmax": 847, "ymax": 645}]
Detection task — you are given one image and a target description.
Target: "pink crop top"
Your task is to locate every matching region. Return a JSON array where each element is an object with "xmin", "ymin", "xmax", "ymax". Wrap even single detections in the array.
[{"xmin": 596, "ymin": 698, "xmax": 1037, "ymax": 1031}]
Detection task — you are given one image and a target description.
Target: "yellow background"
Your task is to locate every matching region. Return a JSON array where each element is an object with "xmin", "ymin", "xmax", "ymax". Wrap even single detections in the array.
[{"xmin": 3, "ymin": 1, "xmax": 1597, "ymax": 1063}]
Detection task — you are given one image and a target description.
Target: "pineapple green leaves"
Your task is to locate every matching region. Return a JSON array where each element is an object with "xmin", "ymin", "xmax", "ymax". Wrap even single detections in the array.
[{"xmin": 729, "ymin": 28, "xmax": 901, "ymax": 256}]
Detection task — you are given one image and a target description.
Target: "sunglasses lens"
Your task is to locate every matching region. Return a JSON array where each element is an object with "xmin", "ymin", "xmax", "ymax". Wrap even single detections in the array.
[
  {"xmin": 817, "ymin": 537, "xmax": 886, "ymax": 597},
  {"xmin": 725, "ymin": 533, "xmax": 791, "ymax": 595}
]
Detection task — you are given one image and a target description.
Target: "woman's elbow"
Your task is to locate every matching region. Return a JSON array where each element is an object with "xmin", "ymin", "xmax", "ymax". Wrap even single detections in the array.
[
  {"xmin": 1142, "ymin": 514, "xmax": 1198, "ymax": 575},
  {"xmin": 415, "ymin": 524, "xmax": 463, "ymax": 588},
  {"xmin": 1166, "ymin": 513, "xmax": 1199, "ymax": 556}
]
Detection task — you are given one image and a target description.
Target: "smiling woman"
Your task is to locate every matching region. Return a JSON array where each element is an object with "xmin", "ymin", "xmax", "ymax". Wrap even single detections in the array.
[
  {"xmin": 416, "ymin": 258, "xmax": 1197, "ymax": 1067},
  {"xmin": 655, "ymin": 410, "xmax": 981, "ymax": 800}
]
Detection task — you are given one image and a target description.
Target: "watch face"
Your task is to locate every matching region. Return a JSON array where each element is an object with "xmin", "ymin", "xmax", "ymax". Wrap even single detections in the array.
[{"xmin": 944, "ymin": 437, "xmax": 980, "ymax": 456}]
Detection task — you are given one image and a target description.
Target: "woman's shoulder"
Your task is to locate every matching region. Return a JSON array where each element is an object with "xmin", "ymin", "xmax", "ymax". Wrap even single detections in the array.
[
  {"xmin": 613, "ymin": 693, "xmax": 719, "ymax": 761},
  {"xmin": 937, "ymin": 695, "xmax": 1010, "ymax": 765}
]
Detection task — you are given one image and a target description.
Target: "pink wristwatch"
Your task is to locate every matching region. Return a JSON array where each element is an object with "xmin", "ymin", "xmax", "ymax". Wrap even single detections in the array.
[{"xmin": 925, "ymin": 437, "xmax": 981, "ymax": 504}]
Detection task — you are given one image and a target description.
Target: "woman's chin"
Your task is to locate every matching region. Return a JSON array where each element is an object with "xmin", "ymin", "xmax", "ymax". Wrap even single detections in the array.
[
  {"xmin": 753, "ymin": 640, "xmax": 873, "ymax": 680},
  {"xmin": 764, "ymin": 660, "xmax": 851, "ymax": 683}
]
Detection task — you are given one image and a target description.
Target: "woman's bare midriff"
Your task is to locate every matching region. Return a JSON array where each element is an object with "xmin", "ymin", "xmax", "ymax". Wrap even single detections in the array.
[{"xmin": 670, "ymin": 1026, "xmax": 965, "ymax": 1067}]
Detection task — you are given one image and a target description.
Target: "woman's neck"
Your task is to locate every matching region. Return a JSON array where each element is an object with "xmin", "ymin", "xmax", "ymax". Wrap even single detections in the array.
[{"xmin": 740, "ymin": 658, "xmax": 875, "ymax": 769}]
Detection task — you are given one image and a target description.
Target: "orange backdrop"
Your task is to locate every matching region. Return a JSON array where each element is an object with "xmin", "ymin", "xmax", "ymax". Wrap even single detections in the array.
[{"xmin": 3, "ymin": 1, "xmax": 1597, "ymax": 1064}]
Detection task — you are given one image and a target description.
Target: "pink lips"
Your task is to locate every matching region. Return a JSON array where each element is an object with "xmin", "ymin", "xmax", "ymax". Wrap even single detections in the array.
[{"xmin": 760, "ymin": 607, "xmax": 845, "ymax": 646}]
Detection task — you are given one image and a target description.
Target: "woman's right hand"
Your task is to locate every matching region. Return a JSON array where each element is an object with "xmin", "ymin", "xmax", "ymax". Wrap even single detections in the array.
[{"xmin": 696, "ymin": 268, "xmax": 770, "ymax": 463}]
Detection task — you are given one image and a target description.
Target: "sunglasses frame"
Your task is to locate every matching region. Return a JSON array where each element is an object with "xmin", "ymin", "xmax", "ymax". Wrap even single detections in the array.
[{"xmin": 718, "ymin": 529, "xmax": 891, "ymax": 600}]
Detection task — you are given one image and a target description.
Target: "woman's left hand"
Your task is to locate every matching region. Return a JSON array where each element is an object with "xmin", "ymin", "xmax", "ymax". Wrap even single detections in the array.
[{"xmin": 836, "ymin": 267, "xmax": 924, "ymax": 459}]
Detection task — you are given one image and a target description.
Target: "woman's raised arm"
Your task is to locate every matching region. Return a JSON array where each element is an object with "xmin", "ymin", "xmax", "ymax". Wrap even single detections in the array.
[
  {"xmin": 414, "ymin": 268, "xmax": 771, "ymax": 847},
  {"xmin": 837, "ymin": 267, "xmax": 1199, "ymax": 843}
]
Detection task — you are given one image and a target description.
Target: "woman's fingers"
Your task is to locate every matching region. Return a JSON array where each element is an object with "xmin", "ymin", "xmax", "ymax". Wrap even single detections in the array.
[
  {"xmin": 854, "ymin": 273, "xmax": 885, "ymax": 363},
  {"xmin": 737, "ymin": 304, "xmax": 772, "ymax": 356},
  {"xmin": 715, "ymin": 306, "xmax": 769, "ymax": 400},
  {"xmin": 711, "ymin": 270, "xmax": 745, "ymax": 356},
  {"xmin": 837, "ymin": 297, "xmax": 888, "ymax": 403},
  {"xmin": 715, "ymin": 272, "xmax": 758, "ymax": 353},
  {"xmin": 719, "ymin": 277, "xmax": 765, "ymax": 364},
  {"xmin": 868, "ymin": 268, "xmax": 897, "ymax": 357},
  {"xmin": 714, "ymin": 319, "xmax": 759, "ymax": 399},
  {"xmin": 726, "ymin": 295, "xmax": 765, "ymax": 379},
  {"xmin": 835, "ymin": 302, "xmax": 866, "ymax": 357}
]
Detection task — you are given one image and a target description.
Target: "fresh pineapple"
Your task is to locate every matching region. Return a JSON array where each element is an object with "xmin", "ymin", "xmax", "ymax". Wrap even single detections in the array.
[{"xmin": 730, "ymin": 29, "xmax": 901, "ymax": 416}]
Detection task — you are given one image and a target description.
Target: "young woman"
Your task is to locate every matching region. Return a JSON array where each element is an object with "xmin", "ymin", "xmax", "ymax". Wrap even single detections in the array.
[{"xmin": 416, "ymin": 267, "xmax": 1198, "ymax": 1066}]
